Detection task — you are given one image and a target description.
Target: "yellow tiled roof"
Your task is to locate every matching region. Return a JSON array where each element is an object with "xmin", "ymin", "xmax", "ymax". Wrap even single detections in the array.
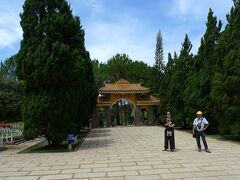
[{"xmin": 99, "ymin": 79, "xmax": 150, "ymax": 94}]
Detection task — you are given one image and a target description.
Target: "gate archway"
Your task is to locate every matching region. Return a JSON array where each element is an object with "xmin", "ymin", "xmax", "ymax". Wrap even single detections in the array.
[
  {"xmin": 93, "ymin": 79, "xmax": 160, "ymax": 128},
  {"xmin": 110, "ymin": 99, "xmax": 136, "ymax": 126}
]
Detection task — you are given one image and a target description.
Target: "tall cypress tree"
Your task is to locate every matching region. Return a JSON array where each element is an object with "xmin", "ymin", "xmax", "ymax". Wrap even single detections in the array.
[
  {"xmin": 16, "ymin": 0, "xmax": 96, "ymax": 145},
  {"xmin": 183, "ymin": 9, "xmax": 222, "ymax": 132},
  {"xmin": 158, "ymin": 52, "xmax": 174, "ymax": 119},
  {"xmin": 168, "ymin": 35, "xmax": 193, "ymax": 126},
  {"xmin": 211, "ymin": 0, "xmax": 240, "ymax": 137}
]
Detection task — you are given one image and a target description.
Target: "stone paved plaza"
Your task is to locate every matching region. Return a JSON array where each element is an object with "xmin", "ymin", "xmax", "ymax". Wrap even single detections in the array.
[{"xmin": 0, "ymin": 126, "xmax": 240, "ymax": 180}]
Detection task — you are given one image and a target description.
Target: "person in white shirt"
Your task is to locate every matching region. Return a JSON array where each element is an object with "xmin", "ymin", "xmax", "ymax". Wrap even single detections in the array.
[{"xmin": 193, "ymin": 111, "xmax": 211, "ymax": 153}]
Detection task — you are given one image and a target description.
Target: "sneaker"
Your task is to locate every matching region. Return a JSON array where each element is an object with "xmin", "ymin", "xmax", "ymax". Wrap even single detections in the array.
[
  {"xmin": 205, "ymin": 149, "xmax": 211, "ymax": 153},
  {"xmin": 198, "ymin": 149, "xmax": 201, "ymax": 152},
  {"xmin": 171, "ymin": 149, "xmax": 174, "ymax": 152},
  {"xmin": 163, "ymin": 149, "xmax": 167, "ymax": 151}
]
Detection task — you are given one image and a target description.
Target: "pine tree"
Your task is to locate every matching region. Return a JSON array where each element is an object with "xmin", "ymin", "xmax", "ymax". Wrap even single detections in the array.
[
  {"xmin": 16, "ymin": 0, "xmax": 96, "ymax": 145},
  {"xmin": 211, "ymin": 0, "xmax": 240, "ymax": 137},
  {"xmin": 183, "ymin": 9, "xmax": 222, "ymax": 132},
  {"xmin": 158, "ymin": 53, "xmax": 174, "ymax": 120},
  {"xmin": 168, "ymin": 35, "xmax": 193, "ymax": 127},
  {"xmin": 151, "ymin": 31, "xmax": 165, "ymax": 93},
  {"xmin": 154, "ymin": 31, "xmax": 164, "ymax": 72},
  {"xmin": 106, "ymin": 54, "xmax": 131, "ymax": 82}
]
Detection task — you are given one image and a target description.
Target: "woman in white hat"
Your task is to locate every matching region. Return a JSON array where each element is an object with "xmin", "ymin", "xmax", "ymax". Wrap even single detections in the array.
[{"xmin": 193, "ymin": 111, "xmax": 211, "ymax": 153}]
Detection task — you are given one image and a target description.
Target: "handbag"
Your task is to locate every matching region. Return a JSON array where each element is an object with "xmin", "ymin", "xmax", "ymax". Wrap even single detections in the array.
[
  {"xmin": 167, "ymin": 131, "xmax": 172, "ymax": 136},
  {"xmin": 193, "ymin": 127, "xmax": 197, "ymax": 138}
]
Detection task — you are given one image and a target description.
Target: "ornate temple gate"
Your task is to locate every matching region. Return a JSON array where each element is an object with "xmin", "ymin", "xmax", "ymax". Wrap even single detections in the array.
[{"xmin": 93, "ymin": 79, "xmax": 160, "ymax": 128}]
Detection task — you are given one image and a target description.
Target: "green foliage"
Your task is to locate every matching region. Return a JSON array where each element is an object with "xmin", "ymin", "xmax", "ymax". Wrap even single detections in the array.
[
  {"xmin": 92, "ymin": 59, "xmax": 109, "ymax": 87},
  {"xmin": 0, "ymin": 55, "xmax": 18, "ymax": 82},
  {"xmin": 211, "ymin": 1, "xmax": 240, "ymax": 138},
  {"xmin": 17, "ymin": 0, "xmax": 97, "ymax": 146},
  {"xmin": 231, "ymin": 122, "xmax": 240, "ymax": 139},
  {"xmin": 151, "ymin": 31, "xmax": 165, "ymax": 93},
  {"xmin": 183, "ymin": 9, "xmax": 222, "ymax": 132},
  {"xmin": 0, "ymin": 56, "xmax": 21, "ymax": 122},
  {"xmin": 158, "ymin": 53, "xmax": 175, "ymax": 115},
  {"xmin": 92, "ymin": 54, "xmax": 152, "ymax": 87},
  {"xmin": 155, "ymin": 31, "xmax": 164, "ymax": 73},
  {"xmin": 158, "ymin": 3, "xmax": 240, "ymax": 139},
  {"xmin": 163, "ymin": 34, "xmax": 193, "ymax": 127},
  {"xmin": 0, "ymin": 81, "xmax": 21, "ymax": 122}
]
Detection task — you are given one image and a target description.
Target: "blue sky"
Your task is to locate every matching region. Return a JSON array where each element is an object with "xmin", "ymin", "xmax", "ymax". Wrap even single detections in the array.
[{"xmin": 0, "ymin": 0, "xmax": 233, "ymax": 65}]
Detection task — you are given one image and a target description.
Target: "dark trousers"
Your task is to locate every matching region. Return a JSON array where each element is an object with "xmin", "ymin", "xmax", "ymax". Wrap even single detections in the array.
[
  {"xmin": 164, "ymin": 130, "xmax": 175, "ymax": 150},
  {"xmin": 196, "ymin": 131, "xmax": 208, "ymax": 150}
]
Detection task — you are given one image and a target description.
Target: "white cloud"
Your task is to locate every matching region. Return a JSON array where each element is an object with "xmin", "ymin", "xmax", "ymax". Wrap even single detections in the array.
[
  {"xmin": 84, "ymin": 11, "xmax": 156, "ymax": 64},
  {"xmin": 0, "ymin": 11, "xmax": 22, "ymax": 50},
  {"xmin": 161, "ymin": 0, "xmax": 233, "ymax": 64},
  {"xmin": 0, "ymin": 0, "xmax": 234, "ymax": 65},
  {"xmin": 178, "ymin": 0, "xmax": 193, "ymax": 14},
  {"xmin": 169, "ymin": 0, "xmax": 233, "ymax": 22},
  {"xmin": 162, "ymin": 24, "xmax": 202, "ymax": 56},
  {"xmin": 81, "ymin": 0, "xmax": 233, "ymax": 65}
]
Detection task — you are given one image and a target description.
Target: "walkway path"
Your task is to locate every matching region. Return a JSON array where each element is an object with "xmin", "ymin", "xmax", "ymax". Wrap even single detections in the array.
[{"xmin": 0, "ymin": 126, "xmax": 240, "ymax": 180}]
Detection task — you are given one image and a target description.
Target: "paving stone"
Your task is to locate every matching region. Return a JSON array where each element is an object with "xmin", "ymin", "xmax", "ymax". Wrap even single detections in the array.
[
  {"xmin": 1, "ymin": 126, "xmax": 240, "ymax": 180},
  {"xmin": 228, "ymin": 164, "xmax": 240, "ymax": 169},
  {"xmin": 80, "ymin": 163, "xmax": 108, "ymax": 168},
  {"xmin": 74, "ymin": 172, "xmax": 106, "ymax": 178},
  {"xmin": 193, "ymin": 171, "xmax": 228, "ymax": 177},
  {"xmin": 10, "ymin": 163, "xmax": 39, "ymax": 168},
  {"xmin": 93, "ymin": 166, "xmax": 122, "ymax": 172},
  {"xmin": 218, "ymin": 175, "xmax": 240, "ymax": 180},
  {"xmin": 94, "ymin": 159, "xmax": 121, "ymax": 164},
  {"xmin": 39, "ymin": 174, "xmax": 73, "ymax": 180},
  {"xmin": 137, "ymin": 161, "xmax": 164, "ymax": 166},
  {"xmin": 67, "ymin": 160, "xmax": 93, "ymax": 165},
  {"xmin": 20, "ymin": 166, "xmax": 51, "ymax": 171},
  {"xmin": 185, "ymin": 177, "xmax": 219, "ymax": 180},
  {"xmin": 0, "ymin": 167, "xmax": 21, "ymax": 172},
  {"xmin": 160, "ymin": 172, "xmax": 196, "ymax": 179},
  {"xmin": 124, "ymin": 175, "xmax": 161, "ymax": 180},
  {"xmin": 109, "ymin": 162, "xmax": 137, "ymax": 167},
  {"xmin": 152, "ymin": 164, "xmax": 182, "ymax": 169},
  {"xmin": 4, "ymin": 176, "xmax": 39, "ymax": 180},
  {"xmin": 107, "ymin": 170, "xmax": 139, "ymax": 177},
  {"xmin": 39, "ymin": 162, "xmax": 66, "ymax": 166},
  {"xmin": 90, "ymin": 177, "xmax": 124, "ymax": 180},
  {"xmin": 0, "ymin": 171, "xmax": 29, "ymax": 177},
  {"xmin": 29, "ymin": 170, "xmax": 60, "ymax": 176},
  {"xmin": 123, "ymin": 165, "xmax": 152, "ymax": 170},
  {"xmin": 200, "ymin": 165, "xmax": 231, "ymax": 171},
  {"xmin": 139, "ymin": 168, "xmax": 170, "ymax": 175},
  {"xmin": 61, "ymin": 168, "xmax": 91, "ymax": 174},
  {"xmin": 181, "ymin": 162, "xmax": 210, "ymax": 167},
  {"xmin": 50, "ymin": 164, "xmax": 79, "ymax": 170},
  {"xmin": 170, "ymin": 167, "xmax": 201, "ymax": 173},
  {"xmin": 225, "ymin": 169, "xmax": 240, "ymax": 175}
]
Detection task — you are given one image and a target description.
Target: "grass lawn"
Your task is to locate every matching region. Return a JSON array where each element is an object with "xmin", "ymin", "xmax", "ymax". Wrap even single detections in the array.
[{"xmin": 18, "ymin": 129, "xmax": 90, "ymax": 153}]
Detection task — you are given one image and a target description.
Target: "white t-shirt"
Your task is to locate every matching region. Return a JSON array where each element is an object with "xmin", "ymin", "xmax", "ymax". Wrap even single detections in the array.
[{"xmin": 193, "ymin": 117, "xmax": 209, "ymax": 131}]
